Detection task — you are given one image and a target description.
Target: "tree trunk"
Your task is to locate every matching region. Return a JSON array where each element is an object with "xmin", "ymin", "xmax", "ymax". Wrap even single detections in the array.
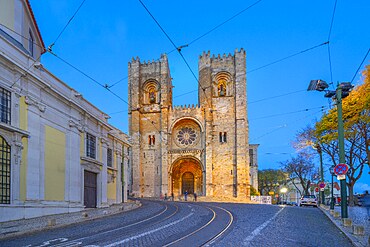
[{"xmin": 348, "ymin": 183, "xmax": 355, "ymax": 207}]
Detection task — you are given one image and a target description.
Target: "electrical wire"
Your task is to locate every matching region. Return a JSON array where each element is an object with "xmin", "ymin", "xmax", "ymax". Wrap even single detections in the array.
[
  {"xmin": 350, "ymin": 48, "xmax": 370, "ymax": 84},
  {"xmin": 166, "ymin": 0, "xmax": 263, "ymax": 55},
  {"xmin": 137, "ymin": 0, "xmax": 212, "ymax": 107},
  {"xmin": 49, "ymin": 0, "xmax": 87, "ymax": 50},
  {"xmin": 0, "ymin": 23, "xmax": 44, "ymax": 50},
  {"xmin": 109, "ymin": 0, "xmax": 263, "ymax": 89},
  {"xmin": 247, "ymin": 41, "xmax": 328, "ymax": 74},
  {"xmin": 248, "ymin": 89, "xmax": 306, "ymax": 105},
  {"xmin": 9, "ymin": 53, "xmax": 43, "ymax": 88},
  {"xmin": 326, "ymin": 0, "xmax": 338, "ymax": 87},
  {"xmin": 250, "ymin": 106, "xmax": 326, "ymax": 121}
]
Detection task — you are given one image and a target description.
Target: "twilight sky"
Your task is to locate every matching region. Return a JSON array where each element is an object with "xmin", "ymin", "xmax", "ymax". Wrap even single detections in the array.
[{"xmin": 29, "ymin": 0, "xmax": 370, "ymax": 192}]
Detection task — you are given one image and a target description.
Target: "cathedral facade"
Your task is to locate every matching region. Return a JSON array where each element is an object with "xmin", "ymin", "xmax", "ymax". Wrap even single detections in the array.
[{"xmin": 128, "ymin": 49, "xmax": 251, "ymax": 200}]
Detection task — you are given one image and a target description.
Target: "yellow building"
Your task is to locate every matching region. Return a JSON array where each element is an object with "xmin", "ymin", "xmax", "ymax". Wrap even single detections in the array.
[{"xmin": 0, "ymin": 0, "xmax": 130, "ymax": 222}]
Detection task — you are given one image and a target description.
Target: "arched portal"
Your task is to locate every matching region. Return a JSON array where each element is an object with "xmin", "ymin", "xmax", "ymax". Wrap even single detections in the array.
[{"xmin": 170, "ymin": 157, "xmax": 203, "ymax": 196}]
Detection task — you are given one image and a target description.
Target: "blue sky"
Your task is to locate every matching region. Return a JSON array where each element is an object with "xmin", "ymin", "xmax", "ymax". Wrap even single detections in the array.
[{"xmin": 30, "ymin": 0, "xmax": 369, "ymax": 192}]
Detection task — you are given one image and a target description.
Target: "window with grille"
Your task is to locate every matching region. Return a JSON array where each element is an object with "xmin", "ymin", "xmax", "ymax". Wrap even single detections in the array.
[
  {"xmin": 107, "ymin": 148, "xmax": 113, "ymax": 167},
  {"xmin": 0, "ymin": 135, "xmax": 11, "ymax": 204},
  {"xmin": 86, "ymin": 133, "xmax": 96, "ymax": 159},
  {"xmin": 0, "ymin": 88, "xmax": 11, "ymax": 125}
]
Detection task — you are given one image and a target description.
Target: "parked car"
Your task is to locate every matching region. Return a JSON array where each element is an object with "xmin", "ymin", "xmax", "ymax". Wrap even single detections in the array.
[{"xmin": 299, "ymin": 195, "xmax": 318, "ymax": 207}]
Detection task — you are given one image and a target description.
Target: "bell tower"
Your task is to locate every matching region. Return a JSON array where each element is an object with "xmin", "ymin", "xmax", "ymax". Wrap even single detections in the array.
[{"xmin": 128, "ymin": 54, "xmax": 172, "ymax": 197}]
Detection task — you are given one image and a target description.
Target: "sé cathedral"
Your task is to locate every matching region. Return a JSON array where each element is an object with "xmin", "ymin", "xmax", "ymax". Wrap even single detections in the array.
[{"xmin": 128, "ymin": 49, "xmax": 256, "ymax": 200}]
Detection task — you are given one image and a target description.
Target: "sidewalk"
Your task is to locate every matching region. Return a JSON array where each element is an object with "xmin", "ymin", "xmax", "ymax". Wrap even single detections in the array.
[
  {"xmin": 0, "ymin": 200, "xmax": 141, "ymax": 240},
  {"xmin": 320, "ymin": 205, "xmax": 370, "ymax": 247}
]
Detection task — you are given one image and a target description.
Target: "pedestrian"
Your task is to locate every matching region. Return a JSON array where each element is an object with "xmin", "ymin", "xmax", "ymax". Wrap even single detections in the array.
[
  {"xmin": 193, "ymin": 192, "xmax": 197, "ymax": 202},
  {"xmin": 171, "ymin": 192, "xmax": 174, "ymax": 201},
  {"xmin": 184, "ymin": 190, "xmax": 188, "ymax": 201},
  {"xmin": 164, "ymin": 193, "xmax": 168, "ymax": 201},
  {"xmin": 361, "ymin": 190, "xmax": 370, "ymax": 220}
]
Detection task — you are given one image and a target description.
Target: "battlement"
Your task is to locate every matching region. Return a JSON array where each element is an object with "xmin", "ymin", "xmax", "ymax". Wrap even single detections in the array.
[
  {"xmin": 128, "ymin": 54, "xmax": 169, "ymax": 75},
  {"xmin": 199, "ymin": 49, "xmax": 245, "ymax": 70}
]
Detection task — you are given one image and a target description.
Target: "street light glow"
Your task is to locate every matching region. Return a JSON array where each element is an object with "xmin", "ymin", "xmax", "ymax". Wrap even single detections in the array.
[{"xmin": 280, "ymin": 187, "xmax": 288, "ymax": 193}]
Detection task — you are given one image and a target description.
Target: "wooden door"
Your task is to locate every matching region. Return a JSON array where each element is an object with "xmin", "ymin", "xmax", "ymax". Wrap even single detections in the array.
[
  {"xmin": 182, "ymin": 172, "xmax": 194, "ymax": 194},
  {"xmin": 84, "ymin": 170, "xmax": 97, "ymax": 208}
]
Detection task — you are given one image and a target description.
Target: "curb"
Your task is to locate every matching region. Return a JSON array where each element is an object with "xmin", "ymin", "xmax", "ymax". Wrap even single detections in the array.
[
  {"xmin": 0, "ymin": 201, "xmax": 141, "ymax": 240},
  {"xmin": 319, "ymin": 206, "xmax": 368, "ymax": 247}
]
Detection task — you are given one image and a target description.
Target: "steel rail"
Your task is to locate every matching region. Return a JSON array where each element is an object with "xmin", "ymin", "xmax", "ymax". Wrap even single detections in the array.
[
  {"xmin": 163, "ymin": 204, "xmax": 233, "ymax": 247},
  {"xmin": 49, "ymin": 201, "xmax": 179, "ymax": 247}
]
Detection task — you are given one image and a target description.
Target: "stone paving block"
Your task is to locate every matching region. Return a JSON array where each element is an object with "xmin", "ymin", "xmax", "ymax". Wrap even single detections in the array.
[
  {"xmin": 47, "ymin": 219, "xmax": 56, "ymax": 227},
  {"xmin": 352, "ymin": 225, "xmax": 364, "ymax": 235},
  {"xmin": 333, "ymin": 211, "xmax": 340, "ymax": 218},
  {"xmin": 342, "ymin": 218, "xmax": 352, "ymax": 227}
]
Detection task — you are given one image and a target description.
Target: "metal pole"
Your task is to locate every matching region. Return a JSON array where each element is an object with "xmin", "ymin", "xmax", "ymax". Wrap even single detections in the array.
[
  {"xmin": 318, "ymin": 147, "xmax": 325, "ymax": 205},
  {"xmin": 330, "ymin": 170, "xmax": 334, "ymax": 210},
  {"xmin": 336, "ymin": 87, "xmax": 348, "ymax": 218}
]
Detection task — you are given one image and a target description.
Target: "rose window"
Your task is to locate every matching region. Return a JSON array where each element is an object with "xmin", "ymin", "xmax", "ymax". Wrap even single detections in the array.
[{"xmin": 177, "ymin": 127, "xmax": 197, "ymax": 146}]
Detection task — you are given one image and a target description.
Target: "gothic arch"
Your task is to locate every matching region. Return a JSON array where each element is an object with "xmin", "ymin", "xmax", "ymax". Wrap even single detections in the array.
[
  {"xmin": 142, "ymin": 80, "xmax": 160, "ymax": 104},
  {"xmin": 213, "ymin": 71, "xmax": 232, "ymax": 97},
  {"xmin": 169, "ymin": 117, "xmax": 204, "ymax": 133}
]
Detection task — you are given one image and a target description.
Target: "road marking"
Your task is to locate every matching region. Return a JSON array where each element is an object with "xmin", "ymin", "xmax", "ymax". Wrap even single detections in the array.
[
  {"xmin": 243, "ymin": 207, "xmax": 285, "ymax": 245},
  {"xmin": 204, "ymin": 206, "xmax": 234, "ymax": 246},
  {"xmin": 104, "ymin": 213, "xmax": 194, "ymax": 247}
]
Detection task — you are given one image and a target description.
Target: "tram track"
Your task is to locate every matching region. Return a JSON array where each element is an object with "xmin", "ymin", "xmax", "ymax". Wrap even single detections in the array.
[{"xmin": 162, "ymin": 203, "xmax": 234, "ymax": 247}]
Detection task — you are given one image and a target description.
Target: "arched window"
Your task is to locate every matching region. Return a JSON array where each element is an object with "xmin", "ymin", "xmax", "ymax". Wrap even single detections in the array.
[
  {"xmin": 143, "ymin": 80, "xmax": 159, "ymax": 104},
  {"xmin": 215, "ymin": 72, "xmax": 231, "ymax": 97},
  {"xmin": 0, "ymin": 135, "xmax": 11, "ymax": 204},
  {"xmin": 218, "ymin": 80, "xmax": 226, "ymax": 97}
]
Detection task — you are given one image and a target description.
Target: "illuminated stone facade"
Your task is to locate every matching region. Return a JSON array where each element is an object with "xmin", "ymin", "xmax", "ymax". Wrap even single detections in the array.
[{"xmin": 128, "ymin": 49, "xmax": 254, "ymax": 200}]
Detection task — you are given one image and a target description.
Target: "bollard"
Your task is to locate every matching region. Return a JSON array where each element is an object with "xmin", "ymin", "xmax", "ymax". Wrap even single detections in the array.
[
  {"xmin": 47, "ymin": 219, "xmax": 56, "ymax": 226},
  {"xmin": 103, "ymin": 210, "xmax": 108, "ymax": 215},
  {"xmin": 333, "ymin": 211, "xmax": 340, "ymax": 218},
  {"xmin": 352, "ymin": 225, "xmax": 364, "ymax": 236},
  {"xmin": 342, "ymin": 218, "xmax": 352, "ymax": 227},
  {"xmin": 82, "ymin": 212, "xmax": 88, "ymax": 218}
]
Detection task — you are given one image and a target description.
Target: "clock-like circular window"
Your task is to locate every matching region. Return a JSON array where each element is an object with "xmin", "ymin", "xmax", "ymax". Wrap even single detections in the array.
[{"xmin": 176, "ymin": 126, "xmax": 198, "ymax": 147}]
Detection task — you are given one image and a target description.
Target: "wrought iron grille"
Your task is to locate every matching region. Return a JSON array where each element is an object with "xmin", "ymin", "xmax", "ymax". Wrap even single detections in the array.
[
  {"xmin": 0, "ymin": 88, "xmax": 11, "ymax": 125},
  {"xmin": 86, "ymin": 133, "xmax": 96, "ymax": 159},
  {"xmin": 0, "ymin": 135, "xmax": 11, "ymax": 204}
]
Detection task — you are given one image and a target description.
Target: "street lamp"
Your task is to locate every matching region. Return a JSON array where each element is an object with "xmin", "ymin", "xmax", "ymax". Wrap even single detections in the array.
[
  {"xmin": 307, "ymin": 80, "xmax": 353, "ymax": 218},
  {"xmin": 280, "ymin": 187, "xmax": 288, "ymax": 204},
  {"xmin": 311, "ymin": 143, "xmax": 325, "ymax": 205},
  {"xmin": 329, "ymin": 165, "xmax": 335, "ymax": 210}
]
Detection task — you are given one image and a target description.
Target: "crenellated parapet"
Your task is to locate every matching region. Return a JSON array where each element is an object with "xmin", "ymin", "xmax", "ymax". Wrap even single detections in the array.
[{"xmin": 170, "ymin": 104, "xmax": 203, "ymax": 119}]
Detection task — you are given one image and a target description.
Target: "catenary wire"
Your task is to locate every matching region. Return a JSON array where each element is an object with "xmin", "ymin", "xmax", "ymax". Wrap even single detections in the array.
[
  {"xmin": 326, "ymin": 0, "xmax": 337, "ymax": 86},
  {"xmin": 0, "ymin": 23, "xmax": 44, "ymax": 50},
  {"xmin": 49, "ymin": 0, "xmax": 87, "ymax": 49},
  {"xmin": 247, "ymin": 41, "xmax": 328, "ymax": 74},
  {"xmin": 109, "ymin": 0, "xmax": 263, "ymax": 88},
  {"xmin": 350, "ymin": 48, "xmax": 370, "ymax": 84},
  {"xmin": 250, "ymin": 106, "xmax": 326, "ymax": 121},
  {"xmin": 166, "ymin": 0, "xmax": 263, "ymax": 55},
  {"xmin": 137, "ymin": 0, "xmax": 212, "ymax": 108}
]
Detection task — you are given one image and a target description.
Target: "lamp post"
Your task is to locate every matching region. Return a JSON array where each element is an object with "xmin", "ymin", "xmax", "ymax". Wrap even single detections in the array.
[
  {"xmin": 280, "ymin": 187, "xmax": 288, "ymax": 204},
  {"xmin": 329, "ymin": 165, "xmax": 335, "ymax": 210},
  {"xmin": 307, "ymin": 80, "xmax": 353, "ymax": 218}
]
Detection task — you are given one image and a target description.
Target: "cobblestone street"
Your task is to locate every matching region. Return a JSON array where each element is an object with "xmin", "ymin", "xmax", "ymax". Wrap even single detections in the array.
[{"xmin": 0, "ymin": 200, "xmax": 354, "ymax": 247}]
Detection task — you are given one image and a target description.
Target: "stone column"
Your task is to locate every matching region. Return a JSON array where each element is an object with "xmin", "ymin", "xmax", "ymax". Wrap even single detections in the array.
[{"xmin": 100, "ymin": 137, "xmax": 108, "ymax": 207}]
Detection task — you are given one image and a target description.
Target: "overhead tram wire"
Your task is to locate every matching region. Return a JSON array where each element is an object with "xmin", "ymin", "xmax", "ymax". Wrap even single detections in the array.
[
  {"xmin": 137, "ymin": 0, "xmax": 212, "ymax": 108},
  {"xmin": 250, "ymin": 108, "xmax": 326, "ymax": 142},
  {"xmin": 250, "ymin": 106, "xmax": 326, "ymax": 121},
  {"xmin": 248, "ymin": 89, "xmax": 306, "ymax": 105},
  {"xmin": 108, "ymin": 0, "xmax": 263, "ymax": 89},
  {"xmin": 246, "ymin": 41, "xmax": 329, "ymax": 74},
  {"xmin": 350, "ymin": 48, "xmax": 370, "ymax": 84},
  {"xmin": 48, "ymin": 0, "xmax": 87, "ymax": 50},
  {"xmin": 326, "ymin": 0, "xmax": 338, "ymax": 87},
  {"xmin": 166, "ymin": 0, "xmax": 263, "ymax": 55}
]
